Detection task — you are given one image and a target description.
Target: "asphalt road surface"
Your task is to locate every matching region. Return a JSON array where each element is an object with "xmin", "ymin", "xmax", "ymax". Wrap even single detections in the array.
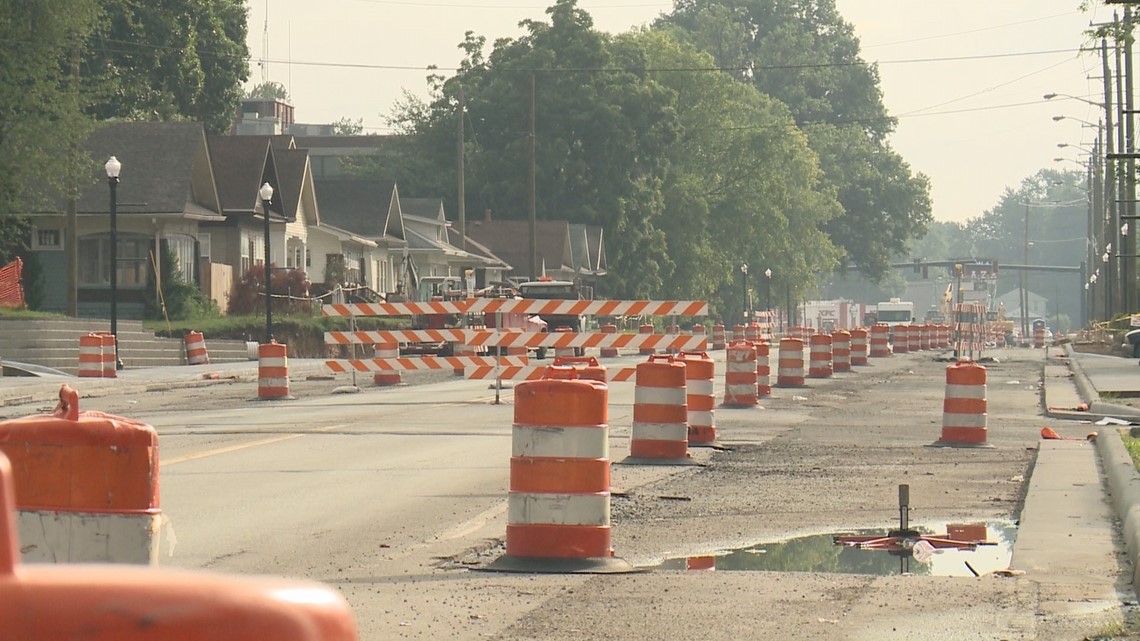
[{"xmin": 9, "ymin": 347, "xmax": 1133, "ymax": 640}]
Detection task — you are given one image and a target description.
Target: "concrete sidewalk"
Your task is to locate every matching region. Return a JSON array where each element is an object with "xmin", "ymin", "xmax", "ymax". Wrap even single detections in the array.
[{"xmin": 0, "ymin": 358, "xmax": 333, "ymax": 407}]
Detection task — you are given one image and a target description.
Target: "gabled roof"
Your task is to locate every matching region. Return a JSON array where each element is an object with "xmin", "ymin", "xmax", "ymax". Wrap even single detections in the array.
[
  {"xmin": 64, "ymin": 121, "xmax": 221, "ymax": 217},
  {"xmin": 446, "ymin": 227, "xmax": 511, "ymax": 270},
  {"xmin": 313, "ymin": 177, "xmax": 402, "ymax": 241},
  {"xmin": 465, "ymin": 219, "xmax": 572, "ymax": 275},
  {"xmin": 400, "ymin": 198, "xmax": 445, "ymax": 222},
  {"xmin": 207, "ymin": 135, "xmax": 279, "ymax": 216},
  {"xmin": 272, "ymin": 148, "xmax": 313, "ymax": 224}
]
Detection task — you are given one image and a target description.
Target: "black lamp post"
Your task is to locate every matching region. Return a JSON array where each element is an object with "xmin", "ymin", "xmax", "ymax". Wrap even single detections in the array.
[
  {"xmin": 260, "ymin": 182, "xmax": 274, "ymax": 343},
  {"xmin": 764, "ymin": 268, "xmax": 772, "ymax": 322},
  {"xmin": 740, "ymin": 263, "xmax": 749, "ymax": 324},
  {"xmin": 105, "ymin": 156, "xmax": 123, "ymax": 369}
]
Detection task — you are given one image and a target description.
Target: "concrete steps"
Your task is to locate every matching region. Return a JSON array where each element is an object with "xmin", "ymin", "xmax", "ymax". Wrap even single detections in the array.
[{"xmin": 0, "ymin": 318, "xmax": 254, "ymax": 374}]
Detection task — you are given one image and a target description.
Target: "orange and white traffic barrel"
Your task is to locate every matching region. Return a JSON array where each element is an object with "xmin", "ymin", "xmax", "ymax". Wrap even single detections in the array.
[
  {"xmin": 755, "ymin": 339, "xmax": 772, "ymax": 397},
  {"xmin": 832, "ymin": 330, "xmax": 851, "ymax": 373},
  {"xmin": 95, "ymin": 331, "xmax": 117, "ymax": 378},
  {"xmin": 600, "ymin": 323, "xmax": 619, "ymax": 358},
  {"xmin": 933, "ymin": 360, "xmax": 992, "ymax": 448},
  {"xmin": 776, "ymin": 338, "xmax": 805, "ymax": 387},
  {"xmin": 850, "ymin": 328, "xmax": 869, "ymax": 366},
  {"xmin": 549, "ymin": 356, "xmax": 607, "ymax": 383},
  {"xmin": 711, "ymin": 324, "xmax": 726, "ymax": 350},
  {"xmin": 626, "ymin": 355, "xmax": 691, "ymax": 463},
  {"xmin": 78, "ymin": 333, "xmax": 103, "ymax": 378},
  {"xmin": 732, "ymin": 324, "xmax": 746, "ymax": 342},
  {"xmin": 869, "ymin": 323, "xmax": 891, "ymax": 358},
  {"xmin": 723, "ymin": 340, "xmax": 758, "ymax": 407},
  {"xmin": 808, "ymin": 333, "xmax": 833, "ymax": 379},
  {"xmin": 0, "ymin": 385, "xmax": 160, "ymax": 564},
  {"xmin": 691, "ymin": 323, "xmax": 707, "ymax": 347},
  {"xmin": 679, "ymin": 352, "xmax": 717, "ymax": 447},
  {"xmin": 486, "ymin": 371, "xmax": 633, "ymax": 573},
  {"xmin": 907, "ymin": 323, "xmax": 921, "ymax": 353},
  {"xmin": 1033, "ymin": 327, "xmax": 1045, "ymax": 349},
  {"xmin": 0, "ymin": 452, "xmax": 360, "ymax": 640},
  {"xmin": 258, "ymin": 340, "xmax": 291, "ymax": 400},
  {"xmin": 184, "ymin": 330, "xmax": 209, "ymax": 365},
  {"xmin": 893, "ymin": 325, "xmax": 909, "ymax": 354},
  {"xmin": 372, "ymin": 342, "xmax": 402, "ymax": 386},
  {"xmin": 745, "ymin": 323, "xmax": 761, "ymax": 342},
  {"xmin": 638, "ymin": 323, "xmax": 655, "ymax": 355}
]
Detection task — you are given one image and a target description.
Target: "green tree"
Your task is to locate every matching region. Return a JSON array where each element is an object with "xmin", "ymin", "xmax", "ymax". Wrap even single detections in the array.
[
  {"xmin": 246, "ymin": 81, "xmax": 289, "ymax": 101},
  {"xmin": 83, "ymin": 0, "xmax": 250, "ymax": 134},
  {"xmin": 659, "ymin": 0, "xmax": 933, "ymax": 279}
]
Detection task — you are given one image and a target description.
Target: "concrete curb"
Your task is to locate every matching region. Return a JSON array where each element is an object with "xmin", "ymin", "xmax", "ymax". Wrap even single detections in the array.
[{"xmin": 1096, "ymin": 426, "xmax": 1140, "ymax": 593}]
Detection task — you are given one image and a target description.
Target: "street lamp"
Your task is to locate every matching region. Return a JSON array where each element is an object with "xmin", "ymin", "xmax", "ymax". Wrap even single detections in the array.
[
  {"xmin": 1057, "ymin": 142, "xmax": 1094, "ymax": 154},
  {"xmin": 740, "ymin": 263, "xmax": 749, "ymax": 324},
  {"xmin": 1044, "ymin": 92, "xmax": 1105, "ymax": 109},
  {"xmin": 763, "ymin": 268, "xmax": 772, "ymax": 326},
  {"xmin": 1052, "ymin": 115, "xmax": 1100, "ymax": 127},
  {"xmin": 260, "ymin": 182, "xmax": 274, "ymax": 343},
  {"xmin": 104, "ymin": 155, "xmax": 123, "ymax": 370}
]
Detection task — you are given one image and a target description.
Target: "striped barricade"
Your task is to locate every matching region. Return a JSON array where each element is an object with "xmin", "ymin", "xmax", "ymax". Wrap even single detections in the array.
[
  {"xmin": 325, "ymin": 329, "xmax": 706, "ymax": 353},
  {"xmin": 327, "ymin": 355, "xmax": 528, "ymax": 373},
  {"xmin": 323, "ymin": 300, "xmax": 469, "ymax": 316},
  {"xmin": 465, "ymin": 299, "xmax": 709, "ymax": 317}
]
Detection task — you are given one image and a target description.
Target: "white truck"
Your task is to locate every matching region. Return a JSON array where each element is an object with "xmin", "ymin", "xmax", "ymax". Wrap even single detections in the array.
[{"xmin": 875, "ymin": 298, "xmax": 914, "ymax": 342}]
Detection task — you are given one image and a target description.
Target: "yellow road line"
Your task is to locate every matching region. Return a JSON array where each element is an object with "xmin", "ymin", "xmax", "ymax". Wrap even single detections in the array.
[{"xmin": 164, "ymin": 424, "xmax": 346, "ymax": 466}]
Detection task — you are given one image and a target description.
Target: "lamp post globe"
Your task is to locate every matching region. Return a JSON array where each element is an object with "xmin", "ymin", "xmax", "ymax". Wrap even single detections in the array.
[
  {"xmin": 260, "ymin": 182, "xmax": 275, "ymax": 344},
  {"xmin": 740, "ymin": 263, "xmax": 749, "ymax": 325},
  {"xmin": 763, "ymin": 268, "xmax": 772, "ymax": 322},
  {"xmin": 105, "ymin": 156, "xmax": 123, "ymax": 369}
]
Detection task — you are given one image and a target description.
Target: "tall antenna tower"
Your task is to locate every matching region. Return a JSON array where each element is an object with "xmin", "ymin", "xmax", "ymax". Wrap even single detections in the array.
[{"xmin": 261, "ymin": 0, "xmax": 270, "ymax": 84}]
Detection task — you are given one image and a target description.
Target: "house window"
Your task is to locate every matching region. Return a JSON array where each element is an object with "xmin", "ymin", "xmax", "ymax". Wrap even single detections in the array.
[
  {"xmin": 306, "ymin": 249, "xmax": 311, "ymax": 267},
  {"xmin": 166, "ymin": 234, "xmax": 196, "ymax": 283},
  {"xmin": 240, "ymin": 230, "xmax": 251, "ymax": 272},
  {"xmin": 78, "ymin": 234, "xmax": 148, "ymax": 287},
  {"xmin": 198, "ymin": 233, "xmax": 211, "ymax": 261},
  {"xmin": 32, "ymin": 228, "xmax": 63, "ymax": 251}
]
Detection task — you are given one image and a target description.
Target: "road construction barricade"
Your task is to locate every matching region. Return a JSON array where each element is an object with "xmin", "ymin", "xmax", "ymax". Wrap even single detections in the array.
[
  {"xmin": 372, "ymin": 342, "xmax": 402, "ymax": 386},
  {"xmin": 679, "ymin": 352, "xmax": 716, "ymax": 447},
  {"xmin": 599, "ymin": 323, "xmax": 619, "ymax": 357},
  {"xmin": 258, "ymin": 340, "xmax": 291, "ymax": 400},
  {"xmin": 627, "ymin": 355, "xmax": 691, "ymax": 462},
  {"xmin": 808, "ymin": 334, "xmax": 833, "ymax": 378},
  {"xmin": 486, "ymin": 369, "xmax": 633, "ymax": 573},
  {"xmin": 893, "ymin": 325, "xmax": 910, "ymax": 354},
  {"xmin": 553, "ymin": 328, "xmax": 575, "ymax": 360},
  {"xmin": 664, "ymin": 325, "xmax": 682, "ymax": 354},
  {"xmin": 0, "ymin": 385, "xmax": 160, "ymax": 564},
  {"xmin": 549, "ymin": 355, "xmax": 607, "ymax": 383},
  {"xmin": 732, "ymin": 324, "xmax": 746, "ymax": 343},
  {"xmin": 832, "ymin": 330, "xmax": 851, "ymax": 372},
  {"xmin": 0, "ymin": 450, "xmax": 360, "ymax": 640},
  {"xmin": 755, "ymin": 340, "xmax": 772, "ymax": 397},
  {"xmin": 638, "ymin": 323, "xmax": 655, "ymax": 355},
  {"xmin": 777, "ymin": 338, "xmax": 805, "ymax": 387},
  {"xmin": 745, "ymin": 324, "xmax": 761, "ymax": 342},
  {"xmin": 919, "ymin": 325, "xmax": 931, "ymax": 351},
  {"xmin": 850, "ymin": 328, "xmax": 869, "ymax": 365},
  {"xmin": 933, "ymin": 360, "xmax": 991, "ymax": 448},
  {"xmin": 95, "ymin": 332, "xmax": 117, "ymax": 378},
  {"xmin": 454, "ymin": 342, "xmax": 479, "ymax": 375},
  {"xmin": 711, "ymin": 324, "xmax": 726, "ymax": 350},
  {"xmin": 907, "ymin": 324, "xmax": 921, "ymax": 353},
  {"xmin": 723, "ymin": 341, "xmax": 758, "ymax": 407},
  {"xmin": 78, "ymin": 333, "xmax": 103, "ymax": 378},
  {"xmin": 869, "ymin": 323, "xmax": 891, "ymax": 357},
  {"xmin": 1033, "ymin": 327, "xmax": 1045, "ymax": 349},
  {"xmin": 691, "ymin": 324, "xmax": 706, "ymax": 343},
  {"xmin": 184, "ymin": 330, "xmax": 209, "ymax": 365}
]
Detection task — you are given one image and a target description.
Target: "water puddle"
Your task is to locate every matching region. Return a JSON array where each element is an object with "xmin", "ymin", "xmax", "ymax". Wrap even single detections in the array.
[{"xmin": 651, "ymin": 520, "xmax": 1016, "ymax": 577}]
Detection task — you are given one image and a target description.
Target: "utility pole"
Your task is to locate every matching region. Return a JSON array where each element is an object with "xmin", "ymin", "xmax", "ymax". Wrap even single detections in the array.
[
  {"xmin": 528, "ymin": 73, "xmax": 537, "ymax": 280},
  {"xmin": 1022, "ymin": 203, "xmax": 1030, "ymax": 340},
  {"xmin": 1121, "ymin": 6, "xmax": 1130, "ymax": 312},
  {"xmin": 1102, "ymin": 36, "xmax": 1118, "ymax": 320},
  {"xmin": 457, "ymin": 84, "xmax": 466, "ymax": 251}
]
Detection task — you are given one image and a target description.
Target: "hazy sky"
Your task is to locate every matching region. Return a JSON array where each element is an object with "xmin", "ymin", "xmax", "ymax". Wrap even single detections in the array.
[{"xmin": 245, "ymin": 1, "xmax": 1108, "ymax": 225}]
